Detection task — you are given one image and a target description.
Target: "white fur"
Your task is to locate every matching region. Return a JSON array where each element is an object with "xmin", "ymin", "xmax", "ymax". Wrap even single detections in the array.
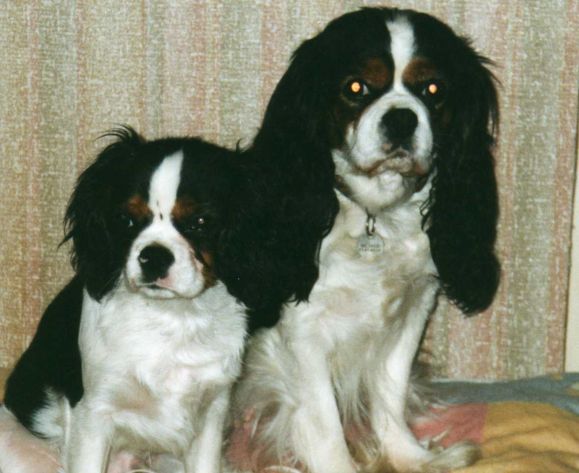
[
  {"xmin": 389, "ymin": 17, "xmax": 415, "ymax": 88},
  {"xmin": 32, "ymin": 151, "xmax": 247, "ymax": 473},
  {"xmin": 149, "ymin": 150, "xmax": 183, "ymax": 220},
  {"xmin": 64, "ymin": 283, "xmax": 246, "ymax": 473},
  {"xmin": 231, "ymin": 17, "xmax": 477, "ymax": 473}
]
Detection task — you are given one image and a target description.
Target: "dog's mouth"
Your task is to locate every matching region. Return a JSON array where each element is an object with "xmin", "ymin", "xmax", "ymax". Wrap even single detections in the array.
[
  {"xmin": 139, "ymin": 283, "xmax": 179, "ymax": 299},
  {"xmin": 125, "ymin": 274, "xmax": 179, "ymax": 299},
  {"xmin": 126, "ymin": 273, "xmax": 208, "ymax": 301},
  {"xmin": 352, "ymin": 147, "xmax": 428, "ymax": 178},
  {"xmin": 143, "ymin": 283, "xmax": 163, "ymax": 291}
]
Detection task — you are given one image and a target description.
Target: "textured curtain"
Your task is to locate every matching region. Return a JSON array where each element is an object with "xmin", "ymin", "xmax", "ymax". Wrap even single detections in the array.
[{"xmin": 0, "ymin": 0, "xmax": 577, "ymax": 381}]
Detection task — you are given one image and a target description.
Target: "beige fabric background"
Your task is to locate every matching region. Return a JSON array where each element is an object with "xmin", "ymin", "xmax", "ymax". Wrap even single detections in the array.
[{"xmin": 0, "ymin": 1, "xmax": 577, "ymax": 381}]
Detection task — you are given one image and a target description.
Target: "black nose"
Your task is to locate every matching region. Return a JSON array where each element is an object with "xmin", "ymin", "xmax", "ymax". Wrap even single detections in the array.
[
  {"xmin": 381, "ymin": 108, "xmax": 418, "ymax": 147},
  {"xmin": 138, "ymin": 245, "xmax": 175, "ymax": 282}
]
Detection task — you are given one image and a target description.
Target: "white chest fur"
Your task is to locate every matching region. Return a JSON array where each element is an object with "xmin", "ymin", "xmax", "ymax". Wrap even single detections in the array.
[
  {"xmin": 285, "ymin": 185, "xmax": 438, "ymax": 348},
  {"xmin": 78, "ymin": 282, "xmax": 246, "ymax": 453}
]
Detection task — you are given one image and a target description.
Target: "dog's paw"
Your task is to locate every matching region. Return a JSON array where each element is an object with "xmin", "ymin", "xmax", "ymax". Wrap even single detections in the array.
[
  {"xmin": 359, "ymin": 441, "xmax": 480, "ymax": 473},
  {"xmin": 420, "ymin": 441, "xmax": 481, "ymax": 472}
]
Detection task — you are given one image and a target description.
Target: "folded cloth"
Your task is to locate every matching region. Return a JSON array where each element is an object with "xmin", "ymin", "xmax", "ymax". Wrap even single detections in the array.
[
  {"xmin": 433, "ymin": 373, "xmax": 579, "ymax": 415},
  {"xmin": 413, "ymin": 401, "xmax": 579, "ymax": 473}
]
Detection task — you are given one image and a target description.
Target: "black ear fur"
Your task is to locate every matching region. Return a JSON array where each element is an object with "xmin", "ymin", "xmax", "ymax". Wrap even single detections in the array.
[
  {"xmin": 424, "ymin": 45, "xmax": 500, "ymax": 315},
  {"xmin": 215, "ymin": 38, "xmax": 339, "ymax": 332},
  {"xmin": 63, "ymin": 127, "xmax": 144, "ymax": 300}
]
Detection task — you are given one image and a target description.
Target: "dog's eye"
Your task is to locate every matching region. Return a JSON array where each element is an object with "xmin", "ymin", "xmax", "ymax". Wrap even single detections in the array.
[
  {"xmin": 344, "ymin": 79, "xmax": 370, "ymax": 100},
  {"xmin": 180, "ymin": 215, "xmax": 209, "ymax": 236},
  {"xmin": 421, "ymin": 80, "xmax": 446, "ymax": 104},
  {"xmin": 116, "ymin": 212, "xmax": 135, "ymax": 229}
]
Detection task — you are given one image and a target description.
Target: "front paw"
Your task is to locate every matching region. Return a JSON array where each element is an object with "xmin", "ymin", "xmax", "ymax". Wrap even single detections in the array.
[
  {"xmin": 359, "ymin": 441, "xmax": 480, "ymax": 473},
  {"xmin": 421, "ymin": 441, "xmax": 480, "ymax": 472}
]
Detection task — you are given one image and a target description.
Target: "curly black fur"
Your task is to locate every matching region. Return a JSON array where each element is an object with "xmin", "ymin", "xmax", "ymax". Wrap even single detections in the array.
[
  {"xmin": 215, "ymin": 41, "xmax": 342, "ymax": 331},
  {"xmin": 410, "ymin": 10, "xmax": 500, "ymax": 313},
  {"xmin": 62, "ymin": 127, "xmax": 145, "ymax": 300}
]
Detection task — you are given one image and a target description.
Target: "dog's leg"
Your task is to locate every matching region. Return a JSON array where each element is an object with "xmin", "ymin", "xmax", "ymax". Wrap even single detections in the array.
[
  {"xmin": 63, "ymin": 400, "xmax": 111, "ymax": 473},
  {"xmin": 365, "ymin": 282, "xmax": 436, "ymax": 472},
  {"xmin": 366, "ymin": 280, "xmax": 479, "ymax": 472},
  {"xmin": 184, "ymin": 388, "xmax": 230, "ymax": 473},
  {"xmin": 368, "ymin": 319, "xmax": 430, "ymax": 471},
  {"xmin": 288, "ymin": 339, "xmax": 357, "ymax": 473}
]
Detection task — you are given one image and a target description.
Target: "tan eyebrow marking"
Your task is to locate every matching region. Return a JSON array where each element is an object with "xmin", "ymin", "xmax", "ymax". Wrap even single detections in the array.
[
  {"xmin": 125, "ymin": 195, "xmax": 152, "ymax": 220},
  {"xmin": 402, "ymin": 57, "xmax": 441, "ymax": 85},
  {"xmin": 171, "ymin": 196, "xmax": 200, "ymax": 221},
  {"xmin": 360, "ymin": 57, "xmax": 392, "ymax": 90}
]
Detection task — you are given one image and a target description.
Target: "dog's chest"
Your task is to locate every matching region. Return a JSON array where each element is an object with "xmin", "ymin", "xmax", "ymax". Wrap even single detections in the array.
[
  {"xmin": 305, "ymin": 193, "xmax": 437, "ymax": 340},
  {"xmin": 79, "ymin": 287, "xmax": 244, "ymax": 430}
]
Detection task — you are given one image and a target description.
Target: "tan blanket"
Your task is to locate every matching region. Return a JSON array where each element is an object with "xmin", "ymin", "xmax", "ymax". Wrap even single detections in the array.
[{"xmin": 413, "ymin": 402, "xmax": 579, "ymax": 472}]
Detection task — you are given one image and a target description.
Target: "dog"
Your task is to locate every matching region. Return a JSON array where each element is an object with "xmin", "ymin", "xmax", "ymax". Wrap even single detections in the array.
[
  {"xmin": 229, "ymin": 7, "xmax": 499, "ymax": 473},
  {"xmin": 3, "ymin": 128, "xmax": 248, "ymax": 473}
]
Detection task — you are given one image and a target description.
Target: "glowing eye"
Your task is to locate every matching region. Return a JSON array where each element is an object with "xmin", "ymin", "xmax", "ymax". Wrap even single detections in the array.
[
  {"xmin": 197, "ymin": 217, "xmax": 205, "ymax": 226},
  {"xmin": 350, "ymin": 81, "xmax": 363, "ymax": 94},
  {"xmin": 421, "ymin": 80, "xmax": 446, "ymax": 105},
  {"xmin": 427, "ymin": 83, "xmax": 439, "ymax": 95},
  {"xmin": 344, "ymin": 79, "xmax": 369, "ymax": 99}
]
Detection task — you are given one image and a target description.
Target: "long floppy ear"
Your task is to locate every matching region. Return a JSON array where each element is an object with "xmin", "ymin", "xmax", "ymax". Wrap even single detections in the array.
[
  {"xmin": 425, "ymin": 46, "xmax": 500, "ymax": 315},
  {"xmin": 63, "ymin": 127, "xmax": 144, "ymax": 300},
  {"xmin": 216, "ymin": 38, "xmax": 339, "ymax": 332}
]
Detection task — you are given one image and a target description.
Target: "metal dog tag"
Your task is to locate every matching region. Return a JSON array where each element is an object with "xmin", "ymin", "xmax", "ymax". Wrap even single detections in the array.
[
  {"xmin": 356, "ymin": 214, "xmax": 384, "ymax": 257},
  {"xmin": 356, "ymin": 233, "xmax": 384, "ymax": 256}
]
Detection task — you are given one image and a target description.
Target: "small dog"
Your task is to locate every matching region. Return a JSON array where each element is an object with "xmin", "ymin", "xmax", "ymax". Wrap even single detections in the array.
[
  {"xmin": 230, "ymin": 7, "xmax": 499, "ymax": 473},
  {"xmin": 4, "ymin": 128, "xmax": 248, "ymax": 473}
]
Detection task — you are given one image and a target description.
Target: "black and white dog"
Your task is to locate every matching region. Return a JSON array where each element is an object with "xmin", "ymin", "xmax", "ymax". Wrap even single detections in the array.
[
  {"xmin": 230, "ymin": 8, "xmax": 499, "ymax": 473},
  {"xmin": 4, "ymin": 128, "xmax": 249, "ymax": 473}
]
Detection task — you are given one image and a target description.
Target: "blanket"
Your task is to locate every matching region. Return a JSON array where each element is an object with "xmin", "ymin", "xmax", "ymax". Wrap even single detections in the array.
[
  {"xmin": 1, "ymin": 371, "xmax": 579, "ymax": 472},
  {"xmin": 413, "ymin": 402, "xmax": 579, "ymax": 472}
]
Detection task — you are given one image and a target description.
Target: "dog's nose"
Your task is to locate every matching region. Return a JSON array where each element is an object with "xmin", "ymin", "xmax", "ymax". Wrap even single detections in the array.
[
  {"xmin": 138, "ymin": 245, "xmax": 175, "ymax": 282},
  {"xmin": 381, "ymin": 108, "xmax": 418, "ymax": 147}
]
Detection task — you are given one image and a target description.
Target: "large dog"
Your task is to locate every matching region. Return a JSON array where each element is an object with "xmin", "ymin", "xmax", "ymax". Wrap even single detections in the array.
[{"xmin": 230, "ymin": 7, "xmax": 499, "ymax": 473}]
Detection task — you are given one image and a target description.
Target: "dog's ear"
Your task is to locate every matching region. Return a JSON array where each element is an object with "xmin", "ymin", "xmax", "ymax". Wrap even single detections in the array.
[
  {"xmin": 216, "ymin": 38, "xmax": 340, "ymax": 332},
  {"xmin": 63, "ymin": 127, "xmax": 144, "ymax": 300},
  {"xmin": 214, "ymin": 151, "xmax": 337, "ymax": 334},
  {"xmin": 424, "ymin": 43, "xmax": 500, "ymax": 315},
  {"xmin": 255, "ymin": 38, "xmax": 332, "ymax": 152}
]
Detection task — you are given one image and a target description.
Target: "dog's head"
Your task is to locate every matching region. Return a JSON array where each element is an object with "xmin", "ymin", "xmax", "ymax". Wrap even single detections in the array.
[
  {"xmin": 256, "ymin": 7, "xmax": 500, "ymax": 314},
  {"xmin": 64, "ymin": 127, "xmax": 236, "ymax": 301}
]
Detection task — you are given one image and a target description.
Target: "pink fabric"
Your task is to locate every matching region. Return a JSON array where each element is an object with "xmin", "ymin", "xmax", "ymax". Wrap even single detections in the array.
[
  {"xmin": 0, "ymin": 406, "xmax": 165, "ymax": 473},
  {"xmin": 411, "ymin": 403, "xmax": 488, "ymax": 448},
  {"xmin": 0, "ymin": 407, "xmax": 61, "ymax": 473}
]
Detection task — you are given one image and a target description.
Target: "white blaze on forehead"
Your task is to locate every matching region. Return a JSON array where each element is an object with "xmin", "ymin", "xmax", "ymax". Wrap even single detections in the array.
[
  {"xmin": 148, "ymin": 150, "xmax": 183, "ymax": 219},
  {"xmin": 387, "ymin": 17, "xmax": 415, "ymax": 88}
]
